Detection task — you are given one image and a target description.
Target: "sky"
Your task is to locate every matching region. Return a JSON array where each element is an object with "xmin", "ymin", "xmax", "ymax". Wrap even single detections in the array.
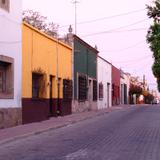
[{"xmin": 22, "ymin": 0, "xmax": 158, "ymax": 93}]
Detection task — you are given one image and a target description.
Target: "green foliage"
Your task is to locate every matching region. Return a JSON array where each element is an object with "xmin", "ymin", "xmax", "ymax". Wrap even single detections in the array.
[
  {"xmin": 147, "ymin": 23, "xmax": 160, "ymax": 59},
  {"xmin": 146, "ymin": 0, "xmax": 160, "ymax": 91},
  {"xmin": 147, "ymin": 0, "xmax": 160, "ymax": 22},
  {"xmin": 152, "ymin": 62, "xmax": 160, "ymax": 76}
]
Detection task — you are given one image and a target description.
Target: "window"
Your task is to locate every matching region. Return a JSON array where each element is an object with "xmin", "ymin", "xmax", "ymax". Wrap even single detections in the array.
[
  {"xmin": 93, "ymin": 80, "xmax": 97, "ymax": 101},
  {"xmin": 0, "ymin": 55, "xmax": 14, "ymax": 99},
  {"xmin": 99, "ymin": 82, "xmax": 103, "ymax": 99},
  {"xmin": 0, "ymin": 0, "xmax": 10, "ymax": 12},
  {"xmin": 0, "ymin": 64, "xmax": 6, "ymax": 93},
  {"xmin": 117, "ymin": 86, "xmax": 120, "ymax": 97},
  {"xmin": 78, "ymin": 75, "xmax": 87, "ymax": 101},
  {"xmin": 63, "ymin": 79, "xmax": 72, "ymax": 101},
  {"xmin": 2, "ymin": 0, "xmax": 5, "ymax": 4},
  {"xmin": 32, "ymin": 73, "xmax": 43, "ymax": 98},
  {"xmin": 112, "ymin": 84, "xmax": 115, "ymax": 97}
]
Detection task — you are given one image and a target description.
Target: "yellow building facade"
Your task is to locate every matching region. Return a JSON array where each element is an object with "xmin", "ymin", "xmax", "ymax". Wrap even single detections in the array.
[{"xmin": 22, "ymin": 22, "xmax": 72, "ymax": 124}]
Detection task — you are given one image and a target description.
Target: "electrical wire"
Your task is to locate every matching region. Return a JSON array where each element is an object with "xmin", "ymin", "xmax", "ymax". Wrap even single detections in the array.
[
  {"xmin": 82, "ymin": 18, "xmax": 148, "ymax": 37},
  {"xmin": 105, "ymin": 28, "xmax": 147, "ymax": 33},
  {"xmin": 117, "ymin": 56, "xmax": 152, "ymax": 69},
  {"xmin": 0, "ymin": 40, "xmax": 21, "ymax": 44},
  {"xmin": 100, "ymin": 40, "xmax": 145, "ymax": 53},
  {"xmin": 113, "ymin": 55, "xmax": 151, "ymax": 63},
  {"xmin": 0, "ymin": 14, "xmax": 20, "ymax": 25},
  {"xmin": 59, "ymin": 8, "xmax": 145, "ymax": 28},
  {"xmin": 0, "ymin": 14, "xmax": 21, "ymax": 43},
  {"xmin": 78, "ymin": 9, "xmax": 145, "ymax": 24}
]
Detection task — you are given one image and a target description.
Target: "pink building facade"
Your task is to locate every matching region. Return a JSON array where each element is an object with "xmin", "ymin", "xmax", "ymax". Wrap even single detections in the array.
[{"xmin": 112, "ymin": 65, "xmax": 120, "ymax": 105}]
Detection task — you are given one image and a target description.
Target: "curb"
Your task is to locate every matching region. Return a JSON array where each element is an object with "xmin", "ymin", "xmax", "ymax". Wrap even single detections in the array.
[
  {"xmin": 0, "ymin": 110, "xmax": 110, "ymax": 145},
  {"xmin": 0, "ymin": 106, "xmax": 129, "ymax": 146},
  {"xmin": 0, "ymin": 123, "xmax": 68, "ymax": 145}
]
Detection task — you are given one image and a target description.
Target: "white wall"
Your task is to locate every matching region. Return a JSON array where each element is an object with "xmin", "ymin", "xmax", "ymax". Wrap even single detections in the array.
[
  {"xmin": 0, "ymin": 0, "xmax": 22, "ymax": 108},
  {"xmin": 120, "ymin": 72, "xmax": 130, "ymax": 104},
  {"xmin": 98, "ymin": 57, "xmax": 112, "ymax": 109}
]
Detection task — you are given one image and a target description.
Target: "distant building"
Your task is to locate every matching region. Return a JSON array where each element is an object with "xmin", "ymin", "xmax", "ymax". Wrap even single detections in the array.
[
  {"xmin": 120, "ymin": 70, "xmax": 130, "ymax": 104},
  {"xmin": 0, "ymin": 0, "xmax": 22, "ymax": 128},
  {"xmin": 98, "ymin": 56, "xmax": 112, "ymax": 109},
  {"xmin": 112, "ymin": 65, "xmax": 120, "ymax": 105}
]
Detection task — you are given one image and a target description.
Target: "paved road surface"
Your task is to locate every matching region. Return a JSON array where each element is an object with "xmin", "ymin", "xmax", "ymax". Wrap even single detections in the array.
[{"xmin": 0, "ymin": 105, "xmax": 160, "ymax": 160}]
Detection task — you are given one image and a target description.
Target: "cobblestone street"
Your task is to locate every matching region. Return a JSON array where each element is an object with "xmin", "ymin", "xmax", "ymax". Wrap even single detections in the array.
[{"xmin": 0, "ymin": 105, "xmax": 160, "ymax": 160}]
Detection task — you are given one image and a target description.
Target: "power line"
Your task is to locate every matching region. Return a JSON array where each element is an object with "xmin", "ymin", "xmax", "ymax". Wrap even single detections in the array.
[
  {"xmin": 113, "ymin": 55, "xmax": 151, "ymax": 63},
  {"xmin": 82, "ymin": 19, "xmax": 148, "ymax": 37},
  {"xmin": 59, "ymin": 27, "xmax": 147, "ymax": 35},
  {"xmin": 100, "ymin": 40, "xmax": 145, "ymax": 53},
  {"xmin": 118, "ymin": 57, "xmax": 152, "ymax": 68},
  {"xmin": 83, "ymin": 28, "xmax": 147, "ymax": 37},
  {"xmin": 104, "ymin": 55, "xmax": 152, "ymax": 69},
  {"xmin": 106, "ymin": 28, "xmax": 147, "ymax": 33},
  {"xmin": 0, "ymin": 14, "xmax": 20, "ymax": 25},
  {"xmin": 78, "ymin": 9, "xmax": 146, "ymax": 25},
  {"xmin": 59, "ymin": 8, "xmax": 145, "ymax": 28},
  {"xmin": 0, "ymin": 41, "xmax": 21, "ymax": 44}
]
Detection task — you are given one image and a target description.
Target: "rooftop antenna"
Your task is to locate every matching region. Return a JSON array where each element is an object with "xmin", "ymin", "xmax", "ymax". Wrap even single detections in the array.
[{"xmin": 72, "ymin": 0, "xmax": 79, "ymax": 35}]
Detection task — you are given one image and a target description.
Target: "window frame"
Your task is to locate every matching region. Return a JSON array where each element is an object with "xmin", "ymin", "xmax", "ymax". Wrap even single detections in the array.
[
  {"xmin": 99, "ymin": 82, "xmax": 104, "ymax": 100},
  {"xmin": 78, "ymin": 74, "xmax": 87, "ymax": 101},
  {"xmin": 0, "ymin": 55, "xmax": 14, "ymax": 99},
  {"xmin": 63, "ymin": 79, "xmax": 72, "ymax": 101},
  {"xmin": 0, "ymin": 64, "xmax": 7, "ymax": 93},
  {"xmin": 93, "ymin": 80, "xmax": 97, "ymax": 101},
  {"xmin": 32, "ymin": 73, "xmax": 43, "ymax": 99},
  {"xmin": 0, "ymin": 0, "xmax": 10, "ymax": 12}
]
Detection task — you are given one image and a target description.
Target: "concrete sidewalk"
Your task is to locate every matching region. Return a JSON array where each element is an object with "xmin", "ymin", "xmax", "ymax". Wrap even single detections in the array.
[{"xmin": 0, "ymin": 105, "xmax": 131, "ymax": 145}]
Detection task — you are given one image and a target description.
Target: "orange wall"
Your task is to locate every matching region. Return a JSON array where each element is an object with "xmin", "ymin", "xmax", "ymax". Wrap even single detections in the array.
[{"xmin": 22, "ymin": 22, "xmax": 72, "ymax": 99}]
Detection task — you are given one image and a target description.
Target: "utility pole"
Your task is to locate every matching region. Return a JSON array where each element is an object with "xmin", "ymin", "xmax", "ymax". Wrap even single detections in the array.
[
  {"xmin": 72, "ymin": 0, "xmax": 79, "ymax": 34},
  {"xmin": 143, "ymin": 74, "xmax": 145, "ymax": 90}
]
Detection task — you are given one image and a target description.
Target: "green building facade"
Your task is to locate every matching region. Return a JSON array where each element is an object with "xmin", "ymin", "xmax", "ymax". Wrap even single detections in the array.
[{"xmin": 73, "ymin": 35, "xmax": 98, "ymax": 112}]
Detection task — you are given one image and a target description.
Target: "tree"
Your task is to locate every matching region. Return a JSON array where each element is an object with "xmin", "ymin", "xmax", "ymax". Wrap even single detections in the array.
[
  {"xmin": 129, "ymin": 84, "xmax": 143, "ymax": 104},
  {"xmin": 147, "ymin": 0, "xmax": 160, "ymax": 22},
  {"xmin": 146, "ymin": 0, "xmax": 160, "ymax": 91},
  {"xmin": 45, "ymin": 22, "xmax": 59, "ymax": 38},
  {"xmin": 129, "ymin": 84, "xmax": 142, "ymax": 95},
  {"xmin": 144, "ymin": 93, "xmax": 154, "ymax": 104},
  {"xmin": 23, "ymin": 10, "xmax": 59, "ymax": 38}
]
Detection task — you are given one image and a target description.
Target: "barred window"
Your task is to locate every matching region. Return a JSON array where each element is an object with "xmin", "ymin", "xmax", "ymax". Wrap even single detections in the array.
[
  {"xmin": 99, "ymin": 82, "xmax": 103, "ymax": 99},
  {"xmin": 93, "ymin": 80, "xmax": 97, "ymax": 101},
  {"xmin": 78, "ymin": 75, "xmax": 87, "ymax": 101},
  {"xmin": 63, "ymin": 79, "xmax": 72, "ymax": 101}
]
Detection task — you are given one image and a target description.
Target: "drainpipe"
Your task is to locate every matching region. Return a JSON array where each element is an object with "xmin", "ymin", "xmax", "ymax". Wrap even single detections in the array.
[
  {"xmin": 56, "ymin": 37, "xmax": 59, "ymax": 116},
  {"xmin": 86, "ymin": 49, "xmax": 89, "ymax": 100},
  {"xmin": 67, "ymin": 25, "xmax": 74, "ymax": 110},
  {"xmin": 72, "ymin": 39, "xmax": 74, "ymax": 104}
]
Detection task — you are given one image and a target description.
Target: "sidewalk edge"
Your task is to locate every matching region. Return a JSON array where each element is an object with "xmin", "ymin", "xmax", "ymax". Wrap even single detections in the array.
[{"xmin": 0, "ymin": 110, "xmax": 111, "ymax": 145}]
